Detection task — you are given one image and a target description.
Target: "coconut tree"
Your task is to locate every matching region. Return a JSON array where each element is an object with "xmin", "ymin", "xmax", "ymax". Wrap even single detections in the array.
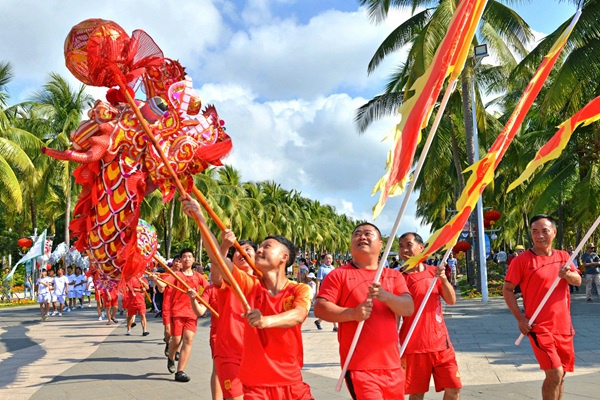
[
  {"xmin": 355, "ymin": 0, "xmax": 533, "ymax": 226},
  {"xmin": 31, "ymin": 73, "xmax": 94, "ymax": 244},
  {"xmin": 0, "ymin": 61, "xmax": 38, "ymax": 218}
]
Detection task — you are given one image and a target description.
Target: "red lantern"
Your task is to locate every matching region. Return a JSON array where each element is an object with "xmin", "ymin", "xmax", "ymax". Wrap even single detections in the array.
[
  {"xmin": 453, "ymin": 241, "xmax": 471, "ymax": 253},
  {"xmin": 484, "ymin": 210, "xmax": 501, "ymax": 223},
  {"xmin": 17, "ymin": 237, "xmax": 33, "ymax": 250},
  {"xmin": 484, "ymin": 219, "xmax": 492, "ymax": 228}
]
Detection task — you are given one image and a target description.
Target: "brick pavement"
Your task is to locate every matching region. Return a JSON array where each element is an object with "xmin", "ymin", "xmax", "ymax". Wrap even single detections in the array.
[{"xmin": 1, "ymin": 291, "xmax": 599, "ymax": 399}]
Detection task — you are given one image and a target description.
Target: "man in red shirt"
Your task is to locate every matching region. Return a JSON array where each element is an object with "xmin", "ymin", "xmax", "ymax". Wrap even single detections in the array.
[
  {"xmin": 124, "ymin": 276, "xmax": 150, "ymax": 336},
  {"xmin": 503, "ymin": 214, "xmax": 581, "ymax": 400},
  {"xmin": 187, "ymin": 284, "xmax": 221, "ymax": 399},
  {"xmin": 181, "ymin": 195, "xmax": 313, "ymax": 400},
  {"xmin": 163, "ymin": 248, "xmax": 209, "ymax": 382},
  {"xmin": 313, "ymin": 222, "xmax": 414, "ymax": 400},
  {"xmin": 398, "ymin": 232, "xmax": 461, "ymax": 399}
]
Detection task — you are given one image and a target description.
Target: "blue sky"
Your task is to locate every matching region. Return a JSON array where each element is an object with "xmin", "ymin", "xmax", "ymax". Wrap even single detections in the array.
[{"xmin": 0, "ymin": 0, "xmax": 581, "ymax": 239}]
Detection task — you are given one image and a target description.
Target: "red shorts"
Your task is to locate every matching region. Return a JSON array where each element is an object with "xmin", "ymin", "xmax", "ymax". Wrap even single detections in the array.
[
  {"xmin": 242, "ymin": 381, "xmax": 313, "ymax": 400},
  {"xmin": 529, "ymin": 332, "xmax": 575, "ymax": 372},
  {"xmin": 215, "ymin": 357, "xmax": 243, "ymax": 398},
  {"xmin": 402, "ymin": 348, "xmax": 462, "ymax": 394},
  {"xmin": 171, "ymin": 316, "xmax": 198, "ymax": 336},
  {"xmin": 346, "ymin": 368, "xmax": 404, "ymax": 400},
  {"xmin": 102, "ymin": 295, "xmax": 118, "ymax": 307},
  {"xmin": 127, "ymin": 303, "xmax": 146, "ymax": 316}
]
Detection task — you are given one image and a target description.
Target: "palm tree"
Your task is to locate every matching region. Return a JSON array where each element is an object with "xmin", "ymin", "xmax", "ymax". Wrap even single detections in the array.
[
  {"xmin": 0, "ymin": 61, "xmax": 40, "ymax": 220},
  {"xmin": 355, "ymin": 0, "xmax": 533, "ymax": 228},
  {"xmin": 31, "ymin": 73, "xmax": 94, "ymax": 244}
]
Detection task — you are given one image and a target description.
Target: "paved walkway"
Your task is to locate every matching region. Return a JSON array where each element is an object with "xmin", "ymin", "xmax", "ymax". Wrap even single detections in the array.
[{"xmin": 1, "ymin": 291, "xmax": 599, "ymax": 399}]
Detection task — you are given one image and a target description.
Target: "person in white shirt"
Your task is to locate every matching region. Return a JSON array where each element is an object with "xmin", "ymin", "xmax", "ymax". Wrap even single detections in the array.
[
  {"xmin": 314, "ymin": 253, "xmax": 338, "ymax": 331},
  {"xmin": 74, "ymin": 267, "xmax": 86, "ymax": 308},
  {"xmin": 307, "ymin": 272, "xmax": 317, "ymax": 301},
  {"xmin": 66, "ymin": 266, "xmax": 76, "ymax": 312},
  {"xmin": 36, "ymin": 269, "xmax": 52, "ymax": 321},
  {"xmin": 52, "ymin": 267, "xmax": 70, "ymax": 316},
  {"xmin": 47, "ymin": 268, "xmax": 59, "ymax": 316},
  {"xmin": 85, "ymin": 270, "xmax": 94, "ymax": 307}
]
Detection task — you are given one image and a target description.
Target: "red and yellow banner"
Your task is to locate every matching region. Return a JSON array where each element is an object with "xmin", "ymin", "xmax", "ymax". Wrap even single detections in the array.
[
  {"xmin": 402, "ymin": 10, "xmax": 581, "ymax": 270},
  {"xmin": 372, "ymin": 0, "xmax": 487, "ymax": 218},
  {"xmin": 508, "ymin": 95, "xmax": 600, "ymax": 192}
]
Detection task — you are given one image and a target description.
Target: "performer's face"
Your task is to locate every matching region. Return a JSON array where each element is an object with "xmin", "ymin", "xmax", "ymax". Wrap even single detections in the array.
[
  {"xmin": 180, "ymin": 252, "xmax": 194, "ymax": 269},
  {"xmin": 172, "ymin": 258, "xmax": 182, "ymax": 271},
  {"xmin": 255, "ymin": 239, "xmax": 288, "ymax": 271},
  {"xmin": 530, "ymin": 218, "xmax": 557, "ymax": 249},
  {"xmin": 233, "ymin": 244, "xmax": 255, "ymax": 273},
  {"xmin": 351, "ymin": 226, "xmax": 382, "ymax": 256},
  {"xmin": 398, "ymin": 234, "xmax": 425, "ymax": 261}
]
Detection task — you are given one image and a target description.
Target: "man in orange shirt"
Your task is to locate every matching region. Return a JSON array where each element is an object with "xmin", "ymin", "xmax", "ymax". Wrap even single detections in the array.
[{"xmin": 181, "ymin": 195, "xmax": 313, "ymax": 400}]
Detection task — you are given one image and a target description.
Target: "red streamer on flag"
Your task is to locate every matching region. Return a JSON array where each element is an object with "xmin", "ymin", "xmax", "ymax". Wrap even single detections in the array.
[{"xmin": 402, "ymin": 10, "xmax": 581, "ymax": 271}]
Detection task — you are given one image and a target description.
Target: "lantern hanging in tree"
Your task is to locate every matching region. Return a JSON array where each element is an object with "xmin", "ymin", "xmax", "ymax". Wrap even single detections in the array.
[
  {"xmin": 453, "ymin": 241, "xmax": 471, "ymax": 253},
  {"xmin": 484, "ymin": 210, "xmax": 502, "ymax": 226},
  {"xmin": 17, "ymin": 237, "xmax": 33, "ymax": 252}
]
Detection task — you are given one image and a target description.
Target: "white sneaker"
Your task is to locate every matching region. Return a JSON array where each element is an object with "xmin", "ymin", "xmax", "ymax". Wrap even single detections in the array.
[
  {"xmin": 98, "ymin": 316, "xmax": 103, "ymax": 321},
  {"xmin": 126, "ymin": 331, "xmax": 131, "ymax": 336},
  {"xmin": 51, "ymin": 311, "xmax": 57, "ymax": 316},
  {"xmin": 66, "ymin": 308, "xmax": 71, "ymax": 313},
  {"xmin": 58, "ymin": 313, "xmax": 62, "ymax": 316}
]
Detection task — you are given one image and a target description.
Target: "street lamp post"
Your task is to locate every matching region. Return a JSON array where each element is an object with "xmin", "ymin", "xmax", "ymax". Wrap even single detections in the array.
[{"xmin": 471, "ymin": 44, "xmax": 489, "ymax": 302}]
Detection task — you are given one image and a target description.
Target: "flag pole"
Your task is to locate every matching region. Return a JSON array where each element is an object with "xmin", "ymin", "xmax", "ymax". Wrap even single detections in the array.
[
  {"xmin": 152, "ymin": 255, "xmax": 221, "ymax": 317},
  {"xmin": 335, "ymin": 79, "xmax": 457, "ymax": 391},
  {"xmin": 515, "ymin": 213, "xmax": 600, "ymax": 345},
  {"xmin": 399, "ymin": 248, "xmax": 453, "ymax": 357}
]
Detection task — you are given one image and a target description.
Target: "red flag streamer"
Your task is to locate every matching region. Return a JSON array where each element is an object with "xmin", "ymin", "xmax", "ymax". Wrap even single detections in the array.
[
  {"xmin": 401, "ymin": 9, "xmax": 582, "ymax": 272},
  {"xmin": 372, "ymin": 0, "xmax": 487, "ymax": 218},
  {"xmin": 507, "ymin": 95, "xmax": 600, "ymax": 192}
]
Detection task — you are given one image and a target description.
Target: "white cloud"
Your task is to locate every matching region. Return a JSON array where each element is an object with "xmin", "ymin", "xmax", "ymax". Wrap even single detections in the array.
[{"xmin": 2, "ymin": 0, "xmax": 430, "ymax": 238}]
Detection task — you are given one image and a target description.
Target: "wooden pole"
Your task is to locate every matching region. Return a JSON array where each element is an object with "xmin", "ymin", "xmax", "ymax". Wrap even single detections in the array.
[{"xmin": 117, "ymin": 81, "xmax": 250, "ymax": 312}]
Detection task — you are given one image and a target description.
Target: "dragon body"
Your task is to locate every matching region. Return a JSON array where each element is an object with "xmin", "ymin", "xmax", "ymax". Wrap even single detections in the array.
[{"xmin": 43, "ymin": 19, "xmax": 231, "ymax": 288}]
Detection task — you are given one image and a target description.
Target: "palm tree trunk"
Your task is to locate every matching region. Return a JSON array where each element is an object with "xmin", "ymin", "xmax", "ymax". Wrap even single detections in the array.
[
  {"xmin": 29, "ymin": 193, "xmax": 37, "ymax": 233},
  {"xmin": 461, "ymin": 66, "xmax": 476, "ymax": 166},
  {"xmin": 449, "ymin": 120, "xmax": 465, "ymax": 195},
  {"xmin": 166, "ymin": 198, "xmax": 175, "ymax": 258},
  {"xmin": 64, "ymin": 163, "xmax": 71, "ymax": 245}
]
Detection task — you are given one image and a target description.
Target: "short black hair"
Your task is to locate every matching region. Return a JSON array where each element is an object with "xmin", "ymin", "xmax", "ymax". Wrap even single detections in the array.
[
  {"xmin": 399, "ymin": 232, "xmax": 424, "ymax": 245},
  {"xmin": 352, "ymin": 222, "xmax": 382, "ymax": 239},
  {"xmin": 299, "ymin": 257, "xmax": 307, "ymax": 264},
  {"xmin": 265, "ymin": 235, "xmax": 296, "ymax": 269},
  {"xmin": 529, "ymin": 214, "xmax": 557, "ymax": 229},
  {"xmin": 179, "ymin": 248, "xmax": 194, "ymax": 257},
  {"xmin": 227, "ymin": 240, "xmax": 258, "ymax": 260}
]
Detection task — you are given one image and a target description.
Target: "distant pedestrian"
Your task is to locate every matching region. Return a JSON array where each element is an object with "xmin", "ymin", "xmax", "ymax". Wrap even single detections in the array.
[
  {"xmin": 36, "ymin": 269, "xmax": 52, "ymax": 320},
  {"xmin": 581, "ymin": 243, "xmax": 600, "ymax": 302}
]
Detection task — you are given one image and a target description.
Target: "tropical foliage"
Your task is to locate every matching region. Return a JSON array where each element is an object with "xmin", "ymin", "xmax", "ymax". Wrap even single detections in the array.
[
  {"xmin": 0, "ymin": 65, "xmax": 361, "ymax": 266},
  {"xmin": 356, "ymin": 0, "xmax": 600, "ymax": 250}
]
